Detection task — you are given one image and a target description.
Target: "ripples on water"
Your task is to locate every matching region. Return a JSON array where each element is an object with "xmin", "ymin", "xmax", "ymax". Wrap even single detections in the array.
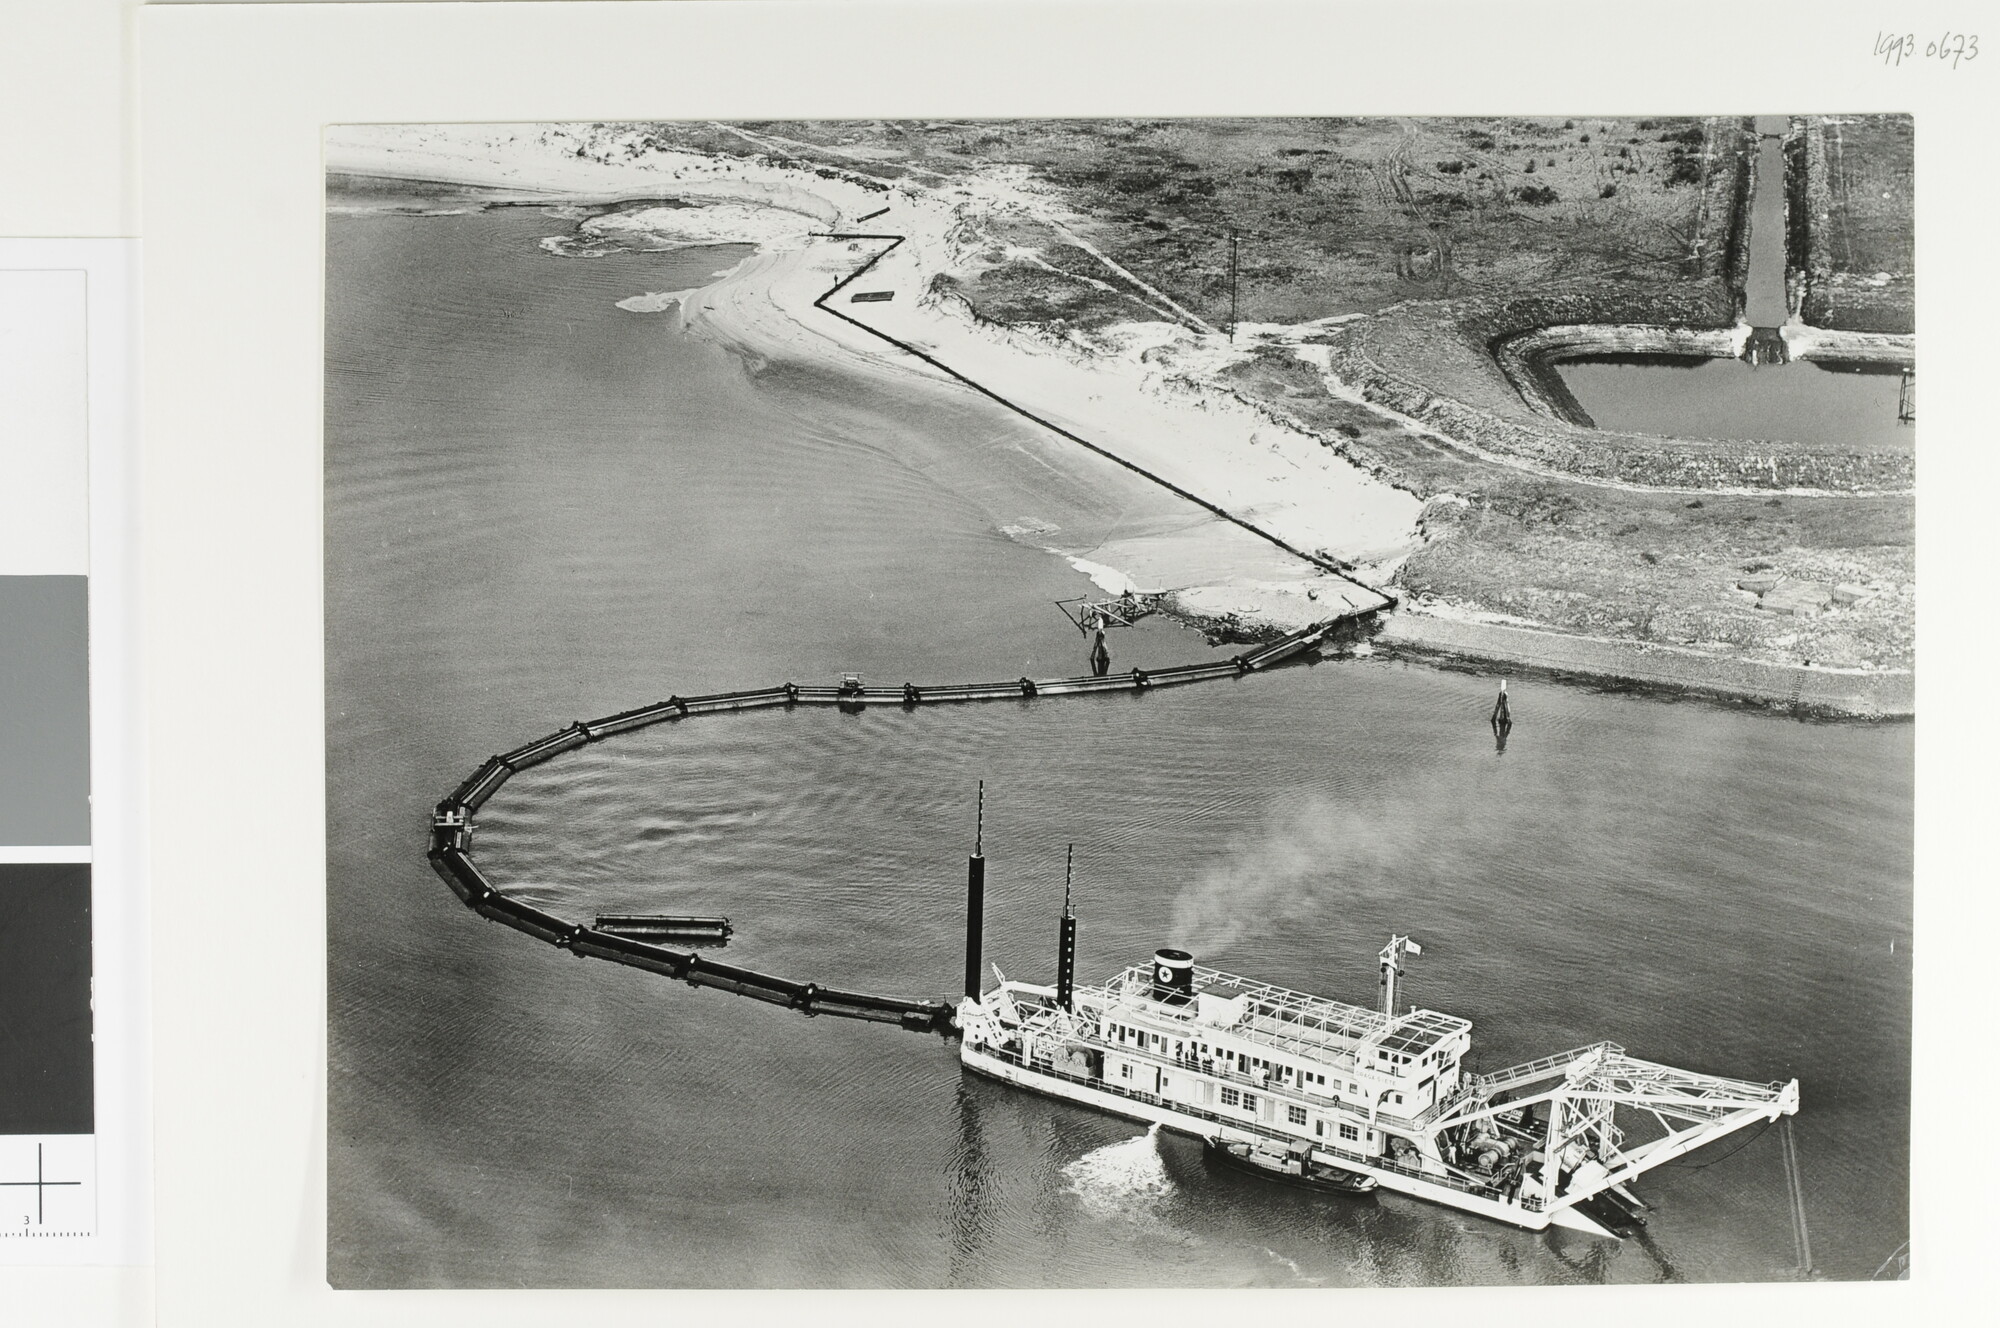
[{"xmin": 327, "ymin": 204, "xmax": 1911, "ymax": 1288}]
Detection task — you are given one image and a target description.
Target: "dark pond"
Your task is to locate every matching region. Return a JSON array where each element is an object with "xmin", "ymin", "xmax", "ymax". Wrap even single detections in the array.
[
  {"xmin": 1555, "ymin": 356, "xmax": 1909, "ymax": 451},
  {"xmin": 1552, "ymin": 115, "xmax": 1910, "ymax": 455}
]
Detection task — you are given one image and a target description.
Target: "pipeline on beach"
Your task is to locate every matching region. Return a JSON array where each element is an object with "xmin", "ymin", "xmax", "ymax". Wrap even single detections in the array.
[
  {"xmin": 426, "ymin": 616, "xmax": 1362, "ymax": 1037},
  {"xmin": 808, "ymin": 230, "xmax": 1387, "ymax": 591}
]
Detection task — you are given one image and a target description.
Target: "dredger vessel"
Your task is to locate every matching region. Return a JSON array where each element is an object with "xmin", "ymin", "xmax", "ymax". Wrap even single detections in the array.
[{"xmin": 955, "ymin": 842, "xmax": 1798, "ymax": 1237}]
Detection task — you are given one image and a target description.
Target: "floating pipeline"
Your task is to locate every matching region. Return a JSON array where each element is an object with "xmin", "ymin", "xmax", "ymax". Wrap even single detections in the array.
[
  {"xmin": 425, "ymin": 615, "xmax": 1362, "ymax": 1038},
  {"xmin": 592, "ymin": 914, "xmax": 732, "ymax": 943}
]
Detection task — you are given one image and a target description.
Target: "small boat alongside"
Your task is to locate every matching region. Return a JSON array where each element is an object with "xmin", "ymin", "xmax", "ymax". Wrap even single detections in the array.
[{"xmin": 1207, "ymin": 1136, "xmax": 1380, "ymax": 1195}]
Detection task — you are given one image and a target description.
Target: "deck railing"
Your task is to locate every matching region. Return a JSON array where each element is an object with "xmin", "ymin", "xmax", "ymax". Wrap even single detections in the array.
[
  {"xmin": 1002, "ymin": 1049, "xmax": 1515, "ymax": 1203},
  {"xmin": 1472, "ymin": 1042, "xmax": 1624, "ymax": 1093},
  {"xmin": 1083, "ymin": 1038, "xmax": 1458, "ymax": 1134}
]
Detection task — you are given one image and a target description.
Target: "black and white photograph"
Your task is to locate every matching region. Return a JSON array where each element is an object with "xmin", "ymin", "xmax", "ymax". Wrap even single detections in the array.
[{"xmin": 323, "ymin": 114, "xmax": 1913, "ymax": 1289}]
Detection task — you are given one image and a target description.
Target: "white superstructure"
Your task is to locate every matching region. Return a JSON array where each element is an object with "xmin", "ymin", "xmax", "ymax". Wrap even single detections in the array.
[{"xmin": 957, "ymin": 939, "xmax": 1798, "ymax": 1237}]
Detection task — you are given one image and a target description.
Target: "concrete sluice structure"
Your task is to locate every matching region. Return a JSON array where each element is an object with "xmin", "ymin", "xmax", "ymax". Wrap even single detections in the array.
[{"xmin": 426, "ymin": 617, "xmax": 1356, "ymax": 1037}]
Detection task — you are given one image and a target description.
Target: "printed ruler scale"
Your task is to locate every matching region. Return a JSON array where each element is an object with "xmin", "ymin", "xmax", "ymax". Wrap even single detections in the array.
[{"xmin": 0, "ymin": 1139, "xmax": 94, "ymax": 1238}]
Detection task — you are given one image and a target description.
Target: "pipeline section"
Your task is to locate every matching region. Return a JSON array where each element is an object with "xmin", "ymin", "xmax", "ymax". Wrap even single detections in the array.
[
  {"xmin": 810, "ymin": 230, "xmax": 1389, "ymax": 591},
  {"xmin": 427, "ymin": 618, "xmax": 1355, "ymax": 1037}
]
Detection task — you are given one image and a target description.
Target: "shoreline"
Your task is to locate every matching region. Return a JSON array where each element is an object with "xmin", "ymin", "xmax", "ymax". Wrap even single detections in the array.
[
  {"xmin": 1373, "ymin": 608, "xmax": 1911, "ymax": 719},
  {"xmin": 325, "ymin": 123, "xmax": 1908, "ymax": 719},
  {"xmin": 327, "ymin": 124, "xmax": 1416, "ymax": 629}
]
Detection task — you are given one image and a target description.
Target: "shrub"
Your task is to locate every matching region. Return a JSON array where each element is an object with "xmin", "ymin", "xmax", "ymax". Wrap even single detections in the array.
[
  {"xmin": 1514, "ymin": 184, "xmax": 1559, "ymax": 205},
  {"xmin": 1600, "ymin": 183, "xmax": 1617, "ymax": 198}
]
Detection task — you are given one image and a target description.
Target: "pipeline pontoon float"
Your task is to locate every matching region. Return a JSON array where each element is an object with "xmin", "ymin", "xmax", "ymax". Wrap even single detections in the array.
[
  {"xmin": 426, "ymin": 617, "xmax": 1363, "ymax": 1038},
  {"xmin": 424, "ymin": 611, "xmax": 1795, "ymax": 1237}
]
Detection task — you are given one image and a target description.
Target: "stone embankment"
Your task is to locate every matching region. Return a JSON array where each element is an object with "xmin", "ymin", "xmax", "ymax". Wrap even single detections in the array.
[
  {"xmin": 1375, "ymin": 611, "xmax": 1912, "ymax": 719},
  {"xmin": 1782, "ymin": 324, "xmax": 1915, "ymax": 367},
  {"xmin": 1495, "ymin": 322, "xmax": 1743, "ymax": 425}
]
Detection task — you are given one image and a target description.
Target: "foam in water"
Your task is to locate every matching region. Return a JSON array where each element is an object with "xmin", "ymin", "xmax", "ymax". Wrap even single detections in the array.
[
  {"xmin": 1065, "ymin": 556, "xmax": 1142, "ymax": 597},
  {"xmin": 1062, "ymin": 1123, "xmax": 1175, "ymax": 1221},
  {"xmin": 1262, "ymin": 1247, "xmax": 1325, "ymax": 1286}
]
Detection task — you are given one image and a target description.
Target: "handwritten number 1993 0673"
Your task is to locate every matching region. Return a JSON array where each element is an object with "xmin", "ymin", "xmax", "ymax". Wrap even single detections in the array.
[{"xmin": 1876, "ymin": 30, "xmax": 1978, "ymax": 67}]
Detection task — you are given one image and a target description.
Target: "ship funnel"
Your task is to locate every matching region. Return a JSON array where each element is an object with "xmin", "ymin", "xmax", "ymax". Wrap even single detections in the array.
[{"xmin": 1151, "ymin": 948, "xmax": 1194, "ymax": 1005}]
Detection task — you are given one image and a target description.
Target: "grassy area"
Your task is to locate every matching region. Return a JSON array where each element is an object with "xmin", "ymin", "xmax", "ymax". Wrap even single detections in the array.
[
  {"xmin": 1222, "ymin": 350, "xmax": 1913, "ymax": 670},
  {"xmin": 1794, "ymin": 114, "xmax": 1915, "ymax": 333},
  {"xmin": 1820, "ymin": 115, "xmax": 1915, "ymax": 281},
  {"xmin": 685, "ymin": 117, "xmax": 1745, "ymax": 331},
  {"xmin": 604, "ymin": 118, "xmax": 1914, "ymax": 674}
]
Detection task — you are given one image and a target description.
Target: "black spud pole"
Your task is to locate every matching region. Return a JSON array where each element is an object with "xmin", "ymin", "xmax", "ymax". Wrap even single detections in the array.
[
  {"xmin": 1056, "ymin": 843, "xmax": 1077, "ymax": 1012},
  {"xmin": 964, "ymin": 781, "xmax": 986, "ymax": 1001}
]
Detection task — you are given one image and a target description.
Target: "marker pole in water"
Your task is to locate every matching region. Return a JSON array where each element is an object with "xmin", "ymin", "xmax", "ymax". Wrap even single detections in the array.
[{"xmin": 964, "ymin": 781, "xmax": 986, "ymax": 1000}]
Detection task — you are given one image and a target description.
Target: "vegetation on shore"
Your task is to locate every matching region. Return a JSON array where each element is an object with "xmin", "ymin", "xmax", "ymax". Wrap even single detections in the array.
[
  {"xmin": 1789, "ymin": 114, "xmax": 1915, "ymax": 334},
  {"xmin": 564, "ymin": 119, "xmax": 1918, "ymax": 676},
  {"xmin": 1221, "ymin": 349, "xmax": 1912, "ymax": 670},
  {"xmin": 751, "ymin": 117, "xmax": 1743, "ymax": 329}
]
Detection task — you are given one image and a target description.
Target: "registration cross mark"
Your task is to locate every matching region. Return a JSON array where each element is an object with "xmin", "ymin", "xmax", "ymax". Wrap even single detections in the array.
[{"xmin": 1, "ymin": 1144, "xmax": 81, "ymax": 1225}]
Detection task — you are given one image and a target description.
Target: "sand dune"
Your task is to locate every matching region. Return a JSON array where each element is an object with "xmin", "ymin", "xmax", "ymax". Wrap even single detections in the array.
[{"xmin": 326, "ymin": 123, "xmax": 1420, "ymax": 630}]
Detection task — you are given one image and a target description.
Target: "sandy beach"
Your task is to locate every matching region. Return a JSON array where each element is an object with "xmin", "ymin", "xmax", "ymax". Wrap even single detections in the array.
[
  {"xmin": 326, "ymin": 123, "xmax": 1414, "ymax": 633},
  {"xmin": 324, "ymin": 122, "xmax": 1910, "ymax": 714}
]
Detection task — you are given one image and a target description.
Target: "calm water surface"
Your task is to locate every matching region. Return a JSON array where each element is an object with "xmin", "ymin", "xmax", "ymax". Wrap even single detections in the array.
[
  {"xmin": 1745, "ymin": 113, "xmax": 1791, "ymax": 327},
  {"xmin": 1556, "ymin": 356, "xmax": 1908, "ymax": 451},
  {"xmin": 327, "ymin": 205, "xmax": 1912, "ymax": 1288}
]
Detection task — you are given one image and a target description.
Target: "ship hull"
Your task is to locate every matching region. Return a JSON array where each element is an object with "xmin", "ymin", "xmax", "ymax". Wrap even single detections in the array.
[{"xmin": 961, "ymin": 1044, "xmax": 1614, "ymax": 1236}]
